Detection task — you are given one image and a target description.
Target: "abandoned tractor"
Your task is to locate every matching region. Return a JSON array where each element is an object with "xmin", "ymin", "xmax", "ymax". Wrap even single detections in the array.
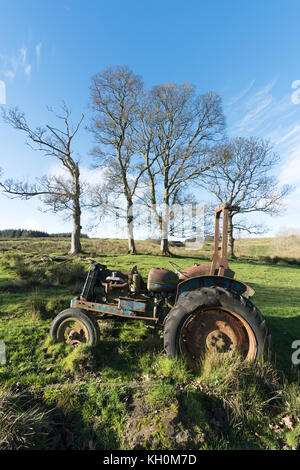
[{"xmin": 49, "ymin": 204, "xmax": 271, "ymax": 370}]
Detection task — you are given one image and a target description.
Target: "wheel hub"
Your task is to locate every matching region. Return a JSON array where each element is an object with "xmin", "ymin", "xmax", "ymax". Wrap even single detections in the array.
[
  {"xmin": 57, "ymin": 318, "xmax": 89, "ymax": 346},
  {"xmin": 65, "ymin": 327, "xmax": 86, "ymax": 346},
  {"xmin": 206, "ymin": 330, "xmax": 234, "ymax": 352},
  {"xmin": 179, "ymin": 308, "xmax": 256, "ymax": 371}
]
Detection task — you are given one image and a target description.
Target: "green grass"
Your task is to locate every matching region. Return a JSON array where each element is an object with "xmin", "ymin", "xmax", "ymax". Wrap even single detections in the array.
[{"xmin": 0, "ymin": 237, "xmax": 299, "ymax": 450}]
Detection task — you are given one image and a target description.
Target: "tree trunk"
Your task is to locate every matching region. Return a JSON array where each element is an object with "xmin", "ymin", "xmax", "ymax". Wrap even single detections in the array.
[
  {"xmin": 228, "ymin": 213, "xmax": 236, "ymax": 258},
  {"xmin": 128, "ymin": 235, "xmax": 136, "ymax": 254},
  {"xmin": 70, "ymin": 205, "xmax": 81, "ymax": 254},
  {"xmin": 127, "ymin": 199, "xmax": 136, "ymax": 254},
  {"xmin": 160, "ymin": 237, "xmax": 172, "ymax": 256},
  {"xmin": 70, "ymin": 169, "xmax": 82, "ymax": 254},
  {"xmin": 160, "ymin": 201, "xmax": 172, "ymax": 256}
]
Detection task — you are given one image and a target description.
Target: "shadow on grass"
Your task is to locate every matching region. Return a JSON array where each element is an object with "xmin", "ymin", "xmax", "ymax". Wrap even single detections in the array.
[
  {"xmin": 92, "ymin": 329, "xmax": 163, "ymax": 379},
  {"xmin": 46, "ymin": 402, "xmax": 122, "ymax": 450},
  {"xmin": 245, "ymin": 282, "xmax": 300, "ymax": 378},
  {"xmin": 266, "ymin": 316, "xmax": 300, "ymax": 378},
  {"xmin": 8, "ymin": 388, "xmax": 122, "ymax": 450},
  {"xmin": 250, "ymin": 282, "xmax": 300, "ymax": 307}
]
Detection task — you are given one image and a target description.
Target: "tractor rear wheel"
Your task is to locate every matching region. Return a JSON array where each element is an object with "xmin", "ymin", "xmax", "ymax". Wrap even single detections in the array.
[
  {"xmin": 164, "ymin": 286, "xmax": 271, "ymax": 371},
  {"xmin": 49, "ymin": 308, "xmax": 100, "ymax": 346}
]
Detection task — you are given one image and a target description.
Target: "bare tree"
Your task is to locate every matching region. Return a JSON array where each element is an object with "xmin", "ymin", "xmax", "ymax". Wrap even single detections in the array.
[
  {"xmin": 89, "ymin": 65, "xmax": 146, "ymax": 254},
  {"xmin": 200, "ymin": 137, "xmax": 292, "ymax": 257},
  {"xmin": 134, "ymin": 83, "xmax": 225, "ymax": 255},
  {"xmin": 0, "ymin": 105, "xmax": 85, "ymax": 254}
]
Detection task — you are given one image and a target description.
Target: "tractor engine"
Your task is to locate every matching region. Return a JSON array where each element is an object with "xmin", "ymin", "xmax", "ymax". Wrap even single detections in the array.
[
  {"xmin": 102, "ymin": 271, "xmax": 129, "ymax": 298},
  {"xmin": 98, "ymin": 267, "xmax": 145, "ymax": 302}
]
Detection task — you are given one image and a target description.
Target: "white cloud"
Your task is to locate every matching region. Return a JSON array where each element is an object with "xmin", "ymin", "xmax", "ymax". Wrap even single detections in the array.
[
  {"xmin": 273, "ymin": 124, "xmax": 300, "ymax": 146},
  {"xmin": 279, "ymin": 152, "xmax": 300, "ymax": 185},
  {"xmin": 35, "ymin": 42, "xmax": 42, "ymax": 70},
  {"xmin": 228, "ymin": 80, "xmax": 276, "ymax": 135},
  {"xmin": 23, "ymin": 218, "xmax": 44, "ymax": 231},
  {"xmin": 35, "ymin": 42, "xmax": 42, "ymax": 59},
  {"xmin": 0, "ymin": 45, "xmax": 36, "ymax": 80},
  {"xmin": 2, "ymin": 69, "xmax": 15, "ymax": 79},
  {"xmin": 224, "ymin": 78, "xmax": 300, "ymax": 234},
  {"xmin": 19, "ymin": 47, "xmax": 27, "ymax": 65},
  {"xmin": 24, "ymin": 64, "xmax": 31, "ymax": 79},
  {"xmin": 48, "ymin": 163, "xmax": 107, "ymax": 185},
  {"xmin": 226, "ymin": 79, "xmax": 255, "ymax": 106}
]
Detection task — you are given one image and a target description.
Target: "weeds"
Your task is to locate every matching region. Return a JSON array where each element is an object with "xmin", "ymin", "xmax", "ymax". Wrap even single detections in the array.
[
  {"xmin": 198, "ymin": 350, "xmax": 281, "ymax": 425},
  {"xmin": 27, "ymin": 290, "xmax": 48, "ymax": 320},
  {"xmin": 46, "ymin": 297, "xmax": 70, "ymax": 317},
  {"xmin": 152, "ymin": 356, "xmax": 192, "ymax": 383},
  {"xmin": 144, "ymin": 382, "xmax": 177, "ymax": 410},
  {"xmin": 285, "ymin": 424, "xmax": 300, "ymax": 450},
  {"xmin": 0, "ymin": 389, "xmax": 50, "ymax": 450},
  {"xmin": 62, "ymin": 345, "xmax": 96, "ymax": 375},
  {"xmin": 47, "ymin": 262, "xmax": 86, "ymax": 285},
  {"xmin": 281, "ymin": 382, "xmax": 300, "ymax": 418}
]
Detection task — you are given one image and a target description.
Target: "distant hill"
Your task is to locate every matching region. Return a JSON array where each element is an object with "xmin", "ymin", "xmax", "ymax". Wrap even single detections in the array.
[{"xmin": 0, "ymin": 229, "xmax": 88, "ymax": 239}]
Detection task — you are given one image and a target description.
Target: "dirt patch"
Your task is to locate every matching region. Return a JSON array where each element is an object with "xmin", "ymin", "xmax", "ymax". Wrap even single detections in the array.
[{"xmin": 122, "ymin": 395, "xmax": 205, "ymax": 450}]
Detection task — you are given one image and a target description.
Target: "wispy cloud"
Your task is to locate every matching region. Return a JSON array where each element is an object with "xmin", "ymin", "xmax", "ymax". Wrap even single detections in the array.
[
  {"xmin": 35, "ymin": 42, "xmax": 42, "ymax": 59},
  {"xmin": 0, "ymin": 44, "xmax": 40, "ymax": 80},
  {"xmin": 226, "ymin": 79, "xmax": 255, "ymax": 106},
  {"xmin": 35, "ymin": 42, "xmax": 42, "ymax": 70},
  {"xmin": 225, "ymin": 79, "xmax": 300, "ymax": 141},
  {"xmin": 226, "ymin": 79, "xmax": 277, "ymax": 135},
  {"xmin": 19, "ymin": 47, "xmax": 27, "ymax": 66},
  {"xmin": 225, "ymin": 78, "xmax": 300, "ymax": 234},
  {"xmin": 24, "ymin": 64, "xmax": 32, "ymax": 79}
]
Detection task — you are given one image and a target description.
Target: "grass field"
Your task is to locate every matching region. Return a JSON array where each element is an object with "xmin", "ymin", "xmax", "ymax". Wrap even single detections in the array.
[{"xmin": 0, "ymin": 237, "xmax": 299, "ymax": 450}]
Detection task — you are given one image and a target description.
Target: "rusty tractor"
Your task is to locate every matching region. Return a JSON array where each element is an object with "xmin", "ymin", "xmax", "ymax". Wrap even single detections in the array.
[{"xmin": 49, "ymin": 204, "xmax": 271, "ymax": 370}]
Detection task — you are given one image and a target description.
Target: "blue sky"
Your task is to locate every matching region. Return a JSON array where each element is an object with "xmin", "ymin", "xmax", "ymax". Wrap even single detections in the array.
[{"xmin": 1, "ymin": 0, "xmax": 300, "ymax": 238}]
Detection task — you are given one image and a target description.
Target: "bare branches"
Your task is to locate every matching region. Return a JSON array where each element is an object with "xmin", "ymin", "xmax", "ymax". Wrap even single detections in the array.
[
  {"xmin": 201, "ymin": 137, "xmax": 292, "ymax": 217},
  {"xmin": 0, "ymin": 178, "xmax": 52, "ymax": 199},
  {"xmin": 88, "ymin": 68, "xmax": 226, "ymax": 254},
  {"xmin": 89, "ymin": 65, "xmax": 145, "ymax": 253},
  {"xmin": 1, "ymin": 106, "xmax": 84, "ymax": 171},
  {"xmin": 0, "ymin": 104, "xmax": 85, "ymax": 254},
  {"xmin": 137, "ymin": 83, "xmax": 225, "ymax": 253},
  {"xmin": 199, "ymin": 137, "xmax": 293, "ymax": 256}
]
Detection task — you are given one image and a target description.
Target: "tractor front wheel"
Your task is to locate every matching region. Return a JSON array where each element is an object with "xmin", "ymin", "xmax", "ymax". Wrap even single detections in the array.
[
  {"xmin": 164, "ymin": 286, "xmax": 271, "ymax": 371},
  {"xmin": 49, "ymin": 308, "xmax": 100, "ymax": 346}
]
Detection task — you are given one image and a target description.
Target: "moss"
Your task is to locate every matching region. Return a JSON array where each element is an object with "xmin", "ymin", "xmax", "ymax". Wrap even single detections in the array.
[
  {"xmin": 46, "ymin": 297, "xmax": 70, "ymax": 317},
  {"xmin": 285, "ymin": 423, "xmax": 300, "ymax": 450},
  {"xmin": 136, "ymin": 406, "xmax": 179, "ymax": 450},
  {"xmin": 61, "ymin": 345, "xmax": 95, "ymax": 374},
  {"xmin": 144, "ymin": 382, "xmax": 177, "ymax": 410},
  {"xmin": 152, "ymin": 355, "xmax": 191, "ymax": 383}
]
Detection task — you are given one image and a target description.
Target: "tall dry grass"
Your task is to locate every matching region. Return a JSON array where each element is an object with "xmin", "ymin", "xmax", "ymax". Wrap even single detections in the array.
[{"xmin": 0, "ymin": 390, "xmax": 51, "ymax": 449}]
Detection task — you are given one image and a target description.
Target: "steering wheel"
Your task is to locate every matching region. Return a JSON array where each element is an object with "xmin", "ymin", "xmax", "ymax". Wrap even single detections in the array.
[{"xmin": 168, "ymin": 261, "xmax": 189, "ymax": 278}]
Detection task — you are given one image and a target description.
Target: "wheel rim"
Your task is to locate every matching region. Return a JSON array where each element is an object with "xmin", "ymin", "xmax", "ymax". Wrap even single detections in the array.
[
  {"xmin": 57, "ymin": 317, "xmax": 89, "ymax": 346},
  {"xmin": 179, "ymin": 308, "xmax": 257, "ymax": 370}
]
